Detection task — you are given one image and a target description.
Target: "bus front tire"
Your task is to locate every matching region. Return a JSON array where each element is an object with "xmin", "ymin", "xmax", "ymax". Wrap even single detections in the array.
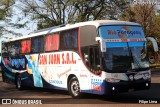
[
  {"xmin": 68, "ymin": 77, "xmax": 81, "ymax": 98},
  {"xmin": 16, "ymin": 76, "xmax": 23, "ymax": 90}
]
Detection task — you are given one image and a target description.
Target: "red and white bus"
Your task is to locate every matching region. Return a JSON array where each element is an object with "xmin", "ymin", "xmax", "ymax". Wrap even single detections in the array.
[{"xmin": 1, "ymin": 20, "xmax": 158, "ymax": 98}]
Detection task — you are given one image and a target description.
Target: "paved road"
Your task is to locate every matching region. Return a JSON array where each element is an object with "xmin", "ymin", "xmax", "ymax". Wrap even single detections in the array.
[{"xmin": 0, "ymin": 69, "xmax": 160, "ymax": 104}]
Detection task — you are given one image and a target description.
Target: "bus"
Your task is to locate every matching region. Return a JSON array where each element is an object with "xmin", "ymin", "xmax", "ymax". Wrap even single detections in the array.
[{"xmin": 1, "ymin": 20, "xmax": 158, "ymax": 98}]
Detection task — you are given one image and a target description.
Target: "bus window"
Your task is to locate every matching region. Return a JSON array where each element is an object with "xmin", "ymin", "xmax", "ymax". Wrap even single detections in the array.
[
  {"xmin": 89, "ymin": 46, "xmax": 100, "ymax": 74},
  {"xmin": 45, "ymin": 34, "xmax": 59, "ymax": 52},
  {"xmin": 21, "ymin": 39, "xmax": 31, "ymax": 54},
  {"xmin": 60, "ymin": 29, "xmax": 78, "ymax": 51},
  {"xmin": 14, "ymin": 41, "xmax": 20, "ymax": 55},
  {"xmin": 8, "ymin": 42, "xmax": 20, "ymax": 56},
  {"xmin": 2, "ymin": 43, "xmax": 8, "ymax": 56},
  {"xmin": 32, "ymin": 36, "xmax": 44, "ymax": 53},
  {"xmin": 81, "ymin": 46, "xmax": 100, "ymax": 75}
]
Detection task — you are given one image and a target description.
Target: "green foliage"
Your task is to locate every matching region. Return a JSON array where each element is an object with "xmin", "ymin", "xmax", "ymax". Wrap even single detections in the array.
[
  {"xmin": 0, "ymin": 0, "xmax": 15, "ymax": 19},
  {"xmin": 0, "ymin": 0, "xmax": 16, "ymax": 37},
  {"xmin": 120, "ymin": 3, "xmax": 160, "ymax": 40},
  {"xmin": 0, "ymin": 0, "xmax": 27, "ymax": 37},
  {"xmin": 19, "ymin": 0, "xmax": 129, "ymax": 30}
]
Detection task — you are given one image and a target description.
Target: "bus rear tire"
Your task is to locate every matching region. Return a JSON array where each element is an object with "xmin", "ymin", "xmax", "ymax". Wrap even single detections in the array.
[
  {"xmin": 2, "ymin": 72, "xmax": 5, "ymax": 82},
  {"xmin": 68, "ymin": 77, "xmax": 81, "ymax": 98},
  {"xmin": 16, "ymin": 76, "xmax": 23, "ymax": 90}
]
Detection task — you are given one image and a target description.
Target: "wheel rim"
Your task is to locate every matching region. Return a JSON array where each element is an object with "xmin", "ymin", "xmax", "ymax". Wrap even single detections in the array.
[
  {"xmin": 17, "ymin": 77, "xmax": 21, "ymax": 89},
  {"xmin": 71, "ymin": 81, "xmax": 80, "ymax": 96}
]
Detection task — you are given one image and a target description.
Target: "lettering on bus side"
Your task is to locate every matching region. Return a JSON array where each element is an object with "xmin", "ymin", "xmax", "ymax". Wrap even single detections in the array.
[
  {"xmin": 62, "ymin": 53, "xmax": 76, "ymax": 64},
  {"xmin": 39, "ymin": 55, "xmax": 47, "ymax": 65},
  {"xmin": 39, "ymin": 53, "xmax": 76, "ymax": 65},
  {"xmin": 49, "ymin": 80, "xmax": 63, "ymax": 84},
  {"xmin": 48, "ymin": 54, "xmax": 60, "ymax": 64},
  {"xmin": 57, "ymin": 67, "xmax": 71, "ymax": 78}
]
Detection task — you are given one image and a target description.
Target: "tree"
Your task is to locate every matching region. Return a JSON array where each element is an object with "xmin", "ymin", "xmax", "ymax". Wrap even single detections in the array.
[
  {"xmin": 18, "ymin": 0, "xmax": 129, "ymax": 30},
  {"xmin": 119, "ymin": 2, "xmax": 159, "ymax": 38},
  {"xmin": 67, "ymin": 0, "xmax": 129, "ymax": 23},
  {"xmin": 0, "ymin": 0, "xmax": 15, "ymax": 37},
  {"xmin": 0, "ymin": 0, "xmax": 25, "ymax": 37}
]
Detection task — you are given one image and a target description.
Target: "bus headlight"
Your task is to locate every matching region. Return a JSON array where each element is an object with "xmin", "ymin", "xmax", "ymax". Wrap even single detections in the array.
[
  {"xmin": 146, "ymin": 83, "xmax": 149, "ymax": 87},
  {"xmin": 143, "ymin": 73, "xmax": 150, "ymax": 79},
  {"xmin": 129, "ymin": 75, "xmax": 134, "ymax": 81},
  {"xmin": 105, "ymin": 78, "xmax": 120, "ymax": 83}
]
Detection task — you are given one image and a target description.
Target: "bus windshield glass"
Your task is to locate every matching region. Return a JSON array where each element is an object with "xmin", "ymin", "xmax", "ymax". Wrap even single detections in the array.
[
  {"xmin": 102, "ymin": 44, "xmax": 149, "ymax": 72},
  {"xmin": 99, "ymin": 25, "xmax": 149, "ymax": 72},
  {"xmin": 130, "ymin": 45, "xmax": 149, "ymax": 70},
  {"xmin": 102, "ymin": 46, "xmax": 131, "ymax": 72}
]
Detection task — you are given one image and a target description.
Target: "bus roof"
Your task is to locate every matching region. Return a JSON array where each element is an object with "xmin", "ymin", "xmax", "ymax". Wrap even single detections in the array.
[{"xmin": 5, "ymin": 20, "xmax": 141, "ymax": 42}]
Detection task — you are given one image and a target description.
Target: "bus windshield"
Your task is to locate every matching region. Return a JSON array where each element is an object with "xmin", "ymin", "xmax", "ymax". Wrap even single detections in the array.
[
  {"xmin": 102, "ymin": 45, "xmax": 149, "ymax": 73},
  {"xmin": 102, "ymin": 47, "xmax": 131, "ymax": 72},
  {"xmin": 99, "ymin": 25, "xmax": 149, "ymax": 72},
  {"xmin": 130, "ymin": 46, "xmax": 149, "ymax": 70}
]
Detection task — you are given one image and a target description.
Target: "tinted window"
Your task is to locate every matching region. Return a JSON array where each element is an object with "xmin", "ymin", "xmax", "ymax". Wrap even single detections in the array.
[
  {"xmin": 2, "ymin": 43, "xmax": 8, "ymax": 56},
  {"xmin": 32, "ymin": 36, "xmax": 44, "ymax": 53},
  {"xmin": 21, "ymin": 39, "xmax": 31, "ymax": 54},
  {"xmin": 2, "ymin": 41, "xmax": 20, "ymax": 56},
  {"xmin": 8, "ymin": 42, "xmax": 20, "ymax": 56},
  {"xmin": 60, "ymin": 29, "xmax": 78, "ymax": 50},
  {"xmin": 45, "ymin": 33, "xmax": 59, "ymax": 52}
]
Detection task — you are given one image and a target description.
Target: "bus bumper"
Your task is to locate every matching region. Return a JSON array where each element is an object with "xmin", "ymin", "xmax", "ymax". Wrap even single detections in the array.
[{"xmin": 105, "ymin": 80, "xmax": 151, "ymax": 95}]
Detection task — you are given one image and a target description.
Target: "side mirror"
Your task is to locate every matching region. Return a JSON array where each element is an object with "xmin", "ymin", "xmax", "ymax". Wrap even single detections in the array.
[{"xmin": 146, "ymin": 37, "xmax": 159, "ymax": 52}]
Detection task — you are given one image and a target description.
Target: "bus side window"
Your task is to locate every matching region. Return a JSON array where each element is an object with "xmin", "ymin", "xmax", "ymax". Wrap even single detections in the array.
[
  {"xmin": 8, "ymin": 42, "xmax": 19, "ymax": 56},
  {"xmin": 60, "ymin": 29, "xmax": 78, "ymax": 51},
  {"xmin": 14, "ymin": 41, "xmax": 20, "ymax": 55},
  {"xmin": 81, "ymin": 46, "xmax": 100, "ymax": 75},
  {"xmin": 89, "ymin": 48, "xmax": 94, "ymax": 71},
  {"xmin": 32, "ymin": 36, "xmax": 44, "ymax": 53},
  {"xmin": 89, "ymin": 46, "xmax": 100, "ymax": 75},
  {"xmin": 21, "ymin": 39, "xmax": 31, "ymax": 54},
  {"xmin": 45, "ymin": 34, "xmax": 59, "ymax": 52},
  {"xmin": 2, "ymin": 43, "xmax": 8, "ymax": 57}
]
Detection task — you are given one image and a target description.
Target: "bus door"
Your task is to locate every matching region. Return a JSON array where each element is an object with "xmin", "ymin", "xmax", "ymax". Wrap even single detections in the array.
[{"xmin": 87, "ymin": 46, "xmax": 103, "ymax": 94}]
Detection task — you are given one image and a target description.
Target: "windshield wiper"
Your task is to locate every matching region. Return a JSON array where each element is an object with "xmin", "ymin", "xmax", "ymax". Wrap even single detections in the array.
[
  {"xmin": 126, "ymin": 42, "xmax": 143, "ymax": 70},
  {"xmin": 132, "ymin": 55, "xmax": 143, "ymax": 69}
]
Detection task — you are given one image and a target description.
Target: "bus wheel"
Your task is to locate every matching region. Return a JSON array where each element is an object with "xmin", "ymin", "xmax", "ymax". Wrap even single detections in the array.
[
  {"xmin": 16, "ymin": 76, "xmax": 23, "ymax": 90},
  {"xmin": 69, "ymin": 77, "xmax": 81, "ymax": 98},
  {"xmin": 2, "ymin": 72, "xmax": 5, "ymax": 82}
]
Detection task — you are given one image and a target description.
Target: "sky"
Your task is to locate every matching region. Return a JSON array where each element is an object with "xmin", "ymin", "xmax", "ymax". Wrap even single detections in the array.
[
  {"xmin": 2, "ymin": 1, "xmax": 37, "ymax": 38},
  {"xmin": 0, "ymin": 1, "xmax": 37, "ymax": 53}
]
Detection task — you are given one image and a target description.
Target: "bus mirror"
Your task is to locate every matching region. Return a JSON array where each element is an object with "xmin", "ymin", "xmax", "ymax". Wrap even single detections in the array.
[
  {"xmin": 146, "ymin": 37, "xmax": 159, "ymax": 52},
  {"xmin": 95, "ymin": 37, "xmax": 106, "ymax": 52}
]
